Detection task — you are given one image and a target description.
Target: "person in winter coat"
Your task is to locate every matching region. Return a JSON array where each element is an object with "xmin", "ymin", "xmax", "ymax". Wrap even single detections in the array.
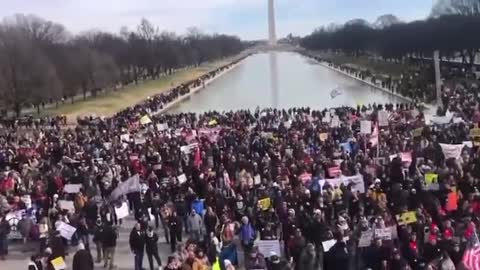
[
  {"xmin": 129, "ymin": 222, "xmax": 146, "ymax": 270},
  {"xmin": 72, "ymin": 243, "xmax": 94, "ymax": 270},
  {"xmin": 92, "ymin": 219, "xmax": 104, "ymax": 263},
  {"xmin": 49, "ymin": 230, "xmax": 66, "ymax": 259},
  {"xmin": 239, "ymin": 216, "xmax": 256, "ymax": 253},
  {"xmin": 0, "ymin": 213, "xmax": 11, "ymax": 260},
  {"xmin": 146, "ymin": 226, "xmax": 162, "ymax": 270},
  {"xmin": 266, "ymin": 252, "xmax": 290, "ymax": 270},
  {"xmin": 187, "ymin": 209, "xmax": 203, "ymax": 241},
  {"xmin": 297, "ymin": 243, "xmax": 320, "ymax": 270},
  {"xmin": 102, "ymin": 223, "xmax": 117, "ymax": 269}
]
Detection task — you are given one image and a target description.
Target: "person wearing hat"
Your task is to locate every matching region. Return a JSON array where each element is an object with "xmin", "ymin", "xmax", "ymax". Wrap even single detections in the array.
[{"xmin": 266, "ymin": 251, "xmax": 289, "ymax": 270}]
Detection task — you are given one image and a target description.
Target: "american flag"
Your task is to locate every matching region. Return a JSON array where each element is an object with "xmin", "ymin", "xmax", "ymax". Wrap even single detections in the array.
[{"xmin": 463, "ymin": 228, "xmax": 480, "ymax": 270}]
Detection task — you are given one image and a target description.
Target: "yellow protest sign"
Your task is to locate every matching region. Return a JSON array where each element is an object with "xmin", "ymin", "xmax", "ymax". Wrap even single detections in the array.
[
  {"xmin": 425, "ymin": 173, "xmax": 439, "ymax": 185},
  {"xmin": 319, "ymin": 133, "xmax": 328, "ymax": 142},
  {"xmin": 258, "ymin": 197, "xmax": 271, "ymax": 211},
  {"xmin": 51, "ymin": 257, "xmax": 66, "ymax": 270},
  {"xmin": 413, "ymin": 128, "xmax": 423, "ymax": 138},
  {"xmin": 470, "ymin": 128, "xmax": 480, "ymax": 138},
  {"xmin": 208, "ymin": 119, "xmax": 218, "ymax": 126},
  {"xmin": 396, "ymin": 211, "xmax": 417, "ymax": 226},
  {"xmin": 139, "ymin": 115, "xmax": 152, "ymax": 125}
]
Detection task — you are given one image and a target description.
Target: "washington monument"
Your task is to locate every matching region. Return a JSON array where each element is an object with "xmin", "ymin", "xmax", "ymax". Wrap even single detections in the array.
[{"xmin": 268, "ymin": 0, "xmax": 277, "ymax": 45}]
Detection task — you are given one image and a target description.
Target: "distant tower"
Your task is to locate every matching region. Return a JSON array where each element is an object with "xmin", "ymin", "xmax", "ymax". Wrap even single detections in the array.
[{"xmin": 268, "ymin": 0, "xmax": 277, "ymax": 45}]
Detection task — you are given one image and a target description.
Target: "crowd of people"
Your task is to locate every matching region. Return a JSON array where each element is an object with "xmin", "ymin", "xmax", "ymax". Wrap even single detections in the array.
[{"xmin": 0, "ymin": 53, "xmax": 480, "ymax": 270}]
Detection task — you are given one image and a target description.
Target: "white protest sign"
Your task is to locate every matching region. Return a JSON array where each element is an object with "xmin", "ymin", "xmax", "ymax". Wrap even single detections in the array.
[
  {"xmin": 254, "ymin": 175, "xmax": 261, "ymax": 185},
  {"xmin": 440, "ymin": 143, "xmax": 464, "ymax": 159},
  {"xmin": 375, "ymin": 228, "xmax": 392, "ymax": 240},
  {"xmin": 358, "ymin": 230, "xmax": 373, "ymax": 247},
  {"xmin": 156, "ymin": 123, "xmax": 169, "ymax": 131},
  {"xmin": 378, "ymin": 111, "xmax": 389, "ymax": 127},
  {"xmin": 114, "ymin": 202, "xmax": 129, "ymax": 219},
  {"xmin": 120, "ymin": 133, "xmax": 130, "ymax": 142},
  {"xmin": 321, "ymin": 175, "xmax": 365, "ymax": 194},
  {"xmin": 254, "ymin": 240, "xmax": 281, "ymax": 257},
  {"xmin": 148, "ymin": 208, "xmax": 155, "ymax": 221},
  {"xmin": 177, "ymin": 174, "xmax": 187, "ymax": 184},
  {"xmin": 331, "ymin": 116, "xmax": 340, "ymax": 128},
  {"xmin": 63, "ymin": 184, "xmax": 82, "ymax": 194},
  {"xmin": 180, "ymin": 143, "xmax": 198, "ymax": 154},
  {"xmin": 360, "ymin": 120, "xmax": 372, "ymax": 134},
  {"xmin": 56, "ymin": 221, "xmax": 76, "ymax": 240},
  {"xmin": 103, "ymin": 142, "xmax": 112, "ymax": 150},
  {"xmin": 135, "ymin": 136, "xmax": 146, "ymax": 145},
  {"xmin": 58, "ymin": 200, "xmax": 75, "ymax": 212},
  {"xmin": 463, "ymin": 141, "xmax": 473, "ymax": 148}
]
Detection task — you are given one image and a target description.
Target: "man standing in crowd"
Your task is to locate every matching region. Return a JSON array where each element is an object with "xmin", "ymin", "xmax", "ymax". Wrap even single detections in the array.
[
  {"xmin": 168, "ymin": 211, "xmax": 182, "ymax": 253},
  {"xmin": 0, "ymin": 213, "xmax": 10, "ymax": 260},
  {"xmin": 130, "ymin": 222, "xmax": 146, "ymax": 270},
  {"xmin": 187, "ymin": 209, "xmax": 203, "ymax": 242},
  {"xmin": 146, "ymin": 226, "xmax": 162, "ymax": 270}
]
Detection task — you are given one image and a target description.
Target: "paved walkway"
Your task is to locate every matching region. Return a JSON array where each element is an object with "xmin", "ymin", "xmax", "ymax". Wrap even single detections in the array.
[{"xmin": 4, "ymin": 215, "xmax": 172, "ymax": 270}]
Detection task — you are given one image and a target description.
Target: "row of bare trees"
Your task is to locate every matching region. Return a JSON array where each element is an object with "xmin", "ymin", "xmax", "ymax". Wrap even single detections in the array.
[
  {"xmin": 0, "ymin": 14, "xmax": 244, "ymax": 116},
  {"xmin": 301, "ymin": 0, "xmax": 480, "ymax": 66}
]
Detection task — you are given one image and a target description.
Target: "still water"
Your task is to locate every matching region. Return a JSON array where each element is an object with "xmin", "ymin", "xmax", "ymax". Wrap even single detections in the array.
[{"xmin": 168, "ymin": 52, "xmax": 405, "ymax": 113}]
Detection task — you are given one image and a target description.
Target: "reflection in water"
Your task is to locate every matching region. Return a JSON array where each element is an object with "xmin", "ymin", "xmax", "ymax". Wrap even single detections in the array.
[
  {"xmin": 168, "ymin": 52, "xmax": 405, "ymax": 114},
  {"xmin": 269, "ymin": 52, "xmax": 279, "ymax": 108}
]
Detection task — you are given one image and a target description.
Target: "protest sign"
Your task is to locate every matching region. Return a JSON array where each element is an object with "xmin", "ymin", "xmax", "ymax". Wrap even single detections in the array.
[
  {"xmin": 321, "ymin": 175, "xmax": 365, "ymax": 194},
  {"xmin": 440, "ymin": 143, "xmax": 464, "ymax": 159},
  {"xmin": 120, "ymin": 133, "xmax": 130, "ymax": 142},
  {"xmin": 156, "ymin": 123, "xmax": 168, "ymax": 131},
  {"xmin": 396, "ymin": 211, "xmax": 417, "ymax": 226},
  {"xmin": 58, "ymin": 200, "xmax": 75, "ymax": 212},
  {"xmin": 425, "ymin": 173, "xmax": 439, "ymax": 191},
  {"xmin": 331, "ymin": 116, "xmax": 340, "ymax": 127},
  {"xmin": 431, "ymin": 115, "xmax": 452, "ymax": 125},
  {"xmin": 51, "ymin": 257, "xmax": 67, "ymax": 270},
  {"xmin": 322, "ymin": 239, "xmax": 336, "ymax": 252},
  {"xmin": 103, "ymin": 142, "xmax": 112, "ymax": 150},
  {"xmin": 400, "ymin": 152, "xmax": 412, "ymax": 164},
  {"xmin": 327, "ymin": 166, "xmax": 342, "ymax": 178},
  {"xmin": 446, "ymin": 192, "xmax": 458, "ymax": 211},
  {"xmin": 180, "ymin": 143, "xmax": 198, "ymax": 154},
  {"xmin": 463, "ymin": 141, "xmax": 473, "ymax": 148},
  {"xmin": 319, "ymin": 133, "xmax": 329, "ymax": 142},
  {"xmin": 358, "ymin": 230, "xmax": 373, "ymax": 247},
  {"xmin": 134, "ymin": 136, "xmax": 146, "ymax": 145},
  {"xmin": 469, "ymin": 128, "xmax": 480, "ymax": 138},
  {"xmin": 298, "ymin": 173, "xmax": 312, "ymax": 184},
  {"xmin": 63, "ymin": 184, "xmax": 82, "ymax": 194},
  {"xmin": 177, "ymin": 174, "xmax": 187, "ymax": 184},
  {"xmin": 258, "ymin": 198, "xmax": 271, "ymax": 211},
  {"xmin": 114, "ymin": 202, "xmax": 129, "ymax": 219},
  {"xmin": 56, "ymin": 221, "xmax": 76, "ymax": 240},
  {"xmin": 375, "ymin": 228, "xmax": 392, "ymax": 240},
  {"xmin": 254, "ymin": 240, "xmax": 281, "ymax": 257},
  {"xmin": 140, "ymin": 115, "xmax": 152, "ymax": 125},
  {"xmin": 413, "ymin": 128, "xmax": 424, "ymax": 138},
  {"xmin": 360, "ymin": 120, "xmax": 372, "ymax": 134},
  {"xmin": 378, "ymin": 111, "xmax": 389, "ymax": 127},
  {"xmin": 254, "ymin": 175, "xmax": 261, "ymax": 185}
]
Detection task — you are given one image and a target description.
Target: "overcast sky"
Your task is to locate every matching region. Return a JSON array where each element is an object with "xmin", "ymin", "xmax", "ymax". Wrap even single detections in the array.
[{"xmin": 0, "ymin": 0, "xmax": 434, "ymax": 40}]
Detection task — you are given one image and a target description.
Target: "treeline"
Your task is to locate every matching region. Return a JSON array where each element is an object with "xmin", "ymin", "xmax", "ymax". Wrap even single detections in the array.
[
  {"xmin": 0, "ymin": 14, "xmax": 244, "ymax": 116},
  {"xmin": 301, "ymin": 15, "xmax": 480, "ymax": 66}
]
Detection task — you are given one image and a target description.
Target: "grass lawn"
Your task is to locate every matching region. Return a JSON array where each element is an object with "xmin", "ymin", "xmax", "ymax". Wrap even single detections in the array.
[{"xmin": 45, "ymin": 59, "xmax": 232, "ymax": 121}]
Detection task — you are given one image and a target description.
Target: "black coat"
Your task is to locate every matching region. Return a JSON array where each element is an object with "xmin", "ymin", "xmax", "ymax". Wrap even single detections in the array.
[
  {"xmin": 102, "ymin": 225, "xmax": 117, "ymax": 248},
  {"xmin": 129, "ymin": 229, "xmax": 145, "ymax": 252},
  {"xmin": 72, "ymin": 249, "xmax": 94, "ymax": 270},
  {"xmin": 145, "ymin": 232, "xmax": 159, "ymax": 253}
]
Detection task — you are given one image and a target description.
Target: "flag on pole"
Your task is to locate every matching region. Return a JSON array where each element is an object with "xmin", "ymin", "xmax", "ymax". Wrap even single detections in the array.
[
  {"xmin": 463, "ymin": 226, "xmax": 480, "ymax": 270},
  {"xmin": 110, "ymin": 174, "xmax": 141, "ymax": 201}
]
